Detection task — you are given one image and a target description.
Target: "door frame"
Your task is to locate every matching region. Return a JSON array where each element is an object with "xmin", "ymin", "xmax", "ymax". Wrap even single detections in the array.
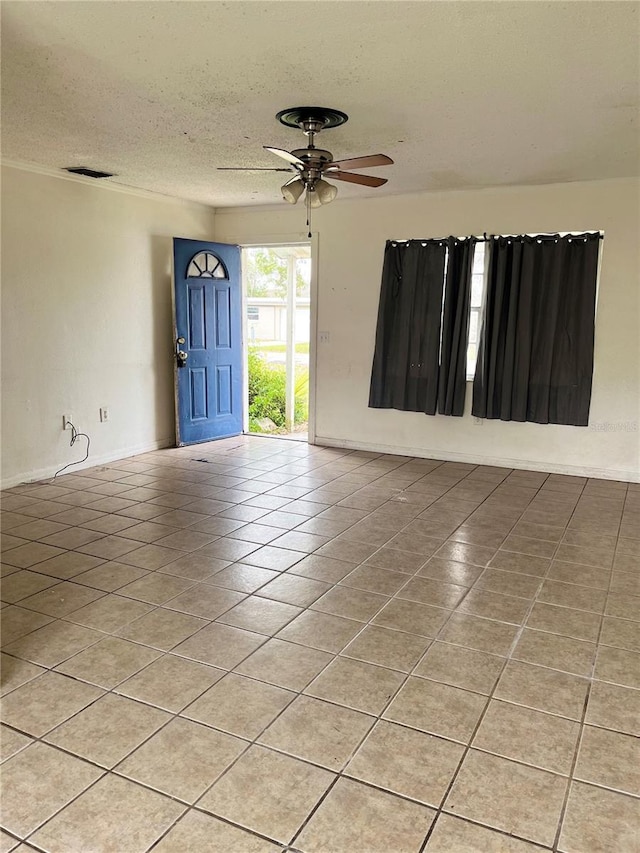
[{"xmin": 239, "ymin": 233, "xmax": 319, "ymax": 444}]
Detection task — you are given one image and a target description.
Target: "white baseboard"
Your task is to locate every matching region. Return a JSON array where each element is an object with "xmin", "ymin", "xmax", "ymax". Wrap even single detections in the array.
[
  {"xmin": 1, "ymin": 438, "xmax": 175, "ymax": 490},
  {"xmin": 314, "ymin": 435, "xmax": 640, "ymax": 483},
  {"xmin": 5, "ymin": 434, "xmax": 637, "ymax": 488}
]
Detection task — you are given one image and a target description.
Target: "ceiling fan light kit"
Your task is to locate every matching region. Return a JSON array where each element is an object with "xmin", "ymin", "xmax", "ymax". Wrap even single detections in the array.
[
  {"xmin": 313, "ymin": 179, "xmax": 338, "ymax": 206},
  {"xmin": 281, "ymin": 177, "xmax": 305, "ymax": 204},
  {"xmin": 218, "ymin": 106, "xmax": 393, "ymax": 234}
]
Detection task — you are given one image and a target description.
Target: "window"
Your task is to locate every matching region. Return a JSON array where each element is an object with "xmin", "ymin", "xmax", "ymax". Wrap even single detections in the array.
[
  {"xmin": 187, "ymin": 251, "xmax": 227, "ymax": 279},
  {"xmin": 467, "ymin": 242, "xmax": 486, "ymax": 379},
  {"xmin": 371, "ymin": 232, "xmax": 601, "ymax": 422},
  {"xmin": 464, "ymin": 234, "xmax": 600, "ymax": 380},
  {"xmin": 471, "ymin": 232, "xmax": 601, "ymax": 425}
]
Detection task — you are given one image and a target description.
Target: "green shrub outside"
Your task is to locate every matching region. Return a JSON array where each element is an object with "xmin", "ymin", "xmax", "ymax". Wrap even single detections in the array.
[{"xmin": 248, "ymin": 348, "xmax": 308, "ymax": 432}]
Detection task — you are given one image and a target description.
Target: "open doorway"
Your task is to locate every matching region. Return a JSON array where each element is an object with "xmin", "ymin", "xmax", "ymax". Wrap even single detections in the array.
[{"xmin": 242, "ymin": 245, "xmax": 311, "ymax": 440}]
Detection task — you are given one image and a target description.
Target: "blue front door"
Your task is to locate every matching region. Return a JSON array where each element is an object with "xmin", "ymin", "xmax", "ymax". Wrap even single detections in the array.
[{"xmin": 173, "ymin": 238, "xmax": 243, "ymax": 445}]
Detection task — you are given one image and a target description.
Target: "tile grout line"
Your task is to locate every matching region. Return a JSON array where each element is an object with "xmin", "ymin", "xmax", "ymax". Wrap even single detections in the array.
[
  {"xmin": 417, "ymin": 471, "xmax": 565, "ymax": 852},
  {"xmin": 180, "ymin": 459, "xmax": 518, "ymax": 849},
  {"xmin": 1, "ymin": 465, "xmax": 543, "ymax": 746},
  {"xmin": 550, "ymin": 478, "xmax": 628, "ymax": 853},
  {"xmin": 2, "ymin": 453, "xmax": 477, "ymax": 671},
  {"xmin": 2, "ymin": 442, "xmax": 636, "ymax": 851},
  {"xmin": 164, "ymin": 474, "xmax": 455, "ymax": 847},
  {"xmin": 2, "ymin": 478, "xmax": 627, "ymax": 682},
  {"xmin": 2, "ymin": 448, "xmax": 419, "ymax": 849},
  {"xmin": 287, "ymin": 469, "xmax": 548, "ymax": 848},
  {"xmin": 3, "ymin": 457, "xmax": 324, "ymax": 850}
]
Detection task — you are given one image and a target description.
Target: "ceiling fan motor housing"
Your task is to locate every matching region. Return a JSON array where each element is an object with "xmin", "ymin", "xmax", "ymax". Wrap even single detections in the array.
[
  {"xmin": 290, "ymin": 148, "xmax": 333, "ymax": 164},
  {"xmin": 290, "ymin": 147, "xmax": 334, "ymax": 184}
]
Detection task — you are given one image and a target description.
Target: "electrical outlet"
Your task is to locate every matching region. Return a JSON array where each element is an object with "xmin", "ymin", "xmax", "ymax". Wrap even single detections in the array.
[
  {"xmin": 319, "ymin": 331, "xmax": 331, "ymax": 344},
  {"xmin": 100, "ymin": 407, "xmax": 109, "ymax": 423},
  {"xmin": 62, "ymin": 414, "xmax": 73, "ymax": 430},
  {"xmin": 473, "ymin": 416, "xmax": 484, "ymax": 426}
]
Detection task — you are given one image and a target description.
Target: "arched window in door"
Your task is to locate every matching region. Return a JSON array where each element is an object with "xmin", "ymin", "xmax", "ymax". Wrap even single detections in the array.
[{"xmin": 186, "ymin": 251, "xmax": 228, "ymax": 279}]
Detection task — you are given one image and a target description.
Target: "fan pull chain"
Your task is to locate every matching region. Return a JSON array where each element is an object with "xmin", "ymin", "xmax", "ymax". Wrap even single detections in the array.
[{"xmin": 306, "ymin": 189, "xmax": 312, "ymax": 238}]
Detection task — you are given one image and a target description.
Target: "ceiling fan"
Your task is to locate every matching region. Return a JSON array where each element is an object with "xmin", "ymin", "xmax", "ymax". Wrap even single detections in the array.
[{"xmin": 218, "ymin": 106, "xmax": 393, "ymax": 232}]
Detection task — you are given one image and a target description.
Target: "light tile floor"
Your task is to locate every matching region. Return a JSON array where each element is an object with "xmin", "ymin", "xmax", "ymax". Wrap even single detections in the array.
[{"xmin": 1, "ymin": 436, "xmax": 639, "ymax": 852}]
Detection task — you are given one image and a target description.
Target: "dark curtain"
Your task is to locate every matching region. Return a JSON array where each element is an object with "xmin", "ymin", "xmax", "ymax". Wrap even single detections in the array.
[
  {"xmin": 472, "ymin": 233, "xmax": 600, "ymax": 426},
  {"xmin": 369, "ymin": 240, "xmax": 447, "ymax": 415},
  {"xmin": 438, "ymin": 236, "xmax": 477, "ymax": 416}
]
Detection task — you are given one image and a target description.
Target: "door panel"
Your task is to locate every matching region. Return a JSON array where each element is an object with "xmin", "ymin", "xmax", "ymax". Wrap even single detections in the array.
[
  {"xmin": 188, "ymin": 285, "xmax": 207, "ymax": 350},
  {"xmin": 215, "ymin": 289, "xmax": 232, "ymax": 348},
  {"xmin": 216, "ymin": 366, "xmax": 232, "ymax": 414},
  {"xmin": 173, "ymin": 238, "xmax": 242, "ymax": 445},
  {"xmin": 189, "ymin": 368, "xmax": 208, "ymax": 420}
]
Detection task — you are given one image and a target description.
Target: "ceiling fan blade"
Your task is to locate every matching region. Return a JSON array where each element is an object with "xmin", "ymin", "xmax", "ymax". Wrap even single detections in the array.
[
  {"xmin": 325, "ymin": 154, "xmax": 393, "ymax": 171},
  {"xmin": 264, "ymin": 146, "xmax": 305, "ymax": 167},
  {"xmin": 217, "ymin": 167, "xmax": 293, "ymax": 172},
  {"xmin": 282, "ymin": 175, "xmax": 303, "ymax": 188},
  {"xmin": 330, "ymin": 171, "xmax": 388, "ymax": 188}
]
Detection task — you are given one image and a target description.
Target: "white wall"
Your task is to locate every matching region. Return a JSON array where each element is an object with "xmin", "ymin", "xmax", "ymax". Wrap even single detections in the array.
[
  {"xmin": 1, "ymin": 165, "xmax": 215, "ymax": 487},
  {"xmin": 3, "ymin": 170, "xmax": 637, "ymax": 486},
  {"xmin": 215, "ymin": 178, "xmax": 640, "ymax": 481}
]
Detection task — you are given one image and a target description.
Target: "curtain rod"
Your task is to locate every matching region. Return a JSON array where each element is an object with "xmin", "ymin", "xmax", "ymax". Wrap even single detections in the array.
[{"xmin": 390, "ymin": 231, "xmax": 604, "ymax": 245}]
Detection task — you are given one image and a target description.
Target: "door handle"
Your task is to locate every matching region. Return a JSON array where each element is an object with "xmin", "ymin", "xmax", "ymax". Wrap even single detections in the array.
[{"xmin": 176, "ymin": 336, "xmax": 188, "ymax": 367}]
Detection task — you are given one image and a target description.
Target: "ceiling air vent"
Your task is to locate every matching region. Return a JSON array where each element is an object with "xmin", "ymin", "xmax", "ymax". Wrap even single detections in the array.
[{"xmin": 65, "ymin": 167, "xmax": 115, "ymax": 179}]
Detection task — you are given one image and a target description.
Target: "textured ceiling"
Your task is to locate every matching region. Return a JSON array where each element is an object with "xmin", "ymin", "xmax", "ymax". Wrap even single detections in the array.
[{"xmin": 1, "ymin": 1, "xmax": 638, "ymax": 207}]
